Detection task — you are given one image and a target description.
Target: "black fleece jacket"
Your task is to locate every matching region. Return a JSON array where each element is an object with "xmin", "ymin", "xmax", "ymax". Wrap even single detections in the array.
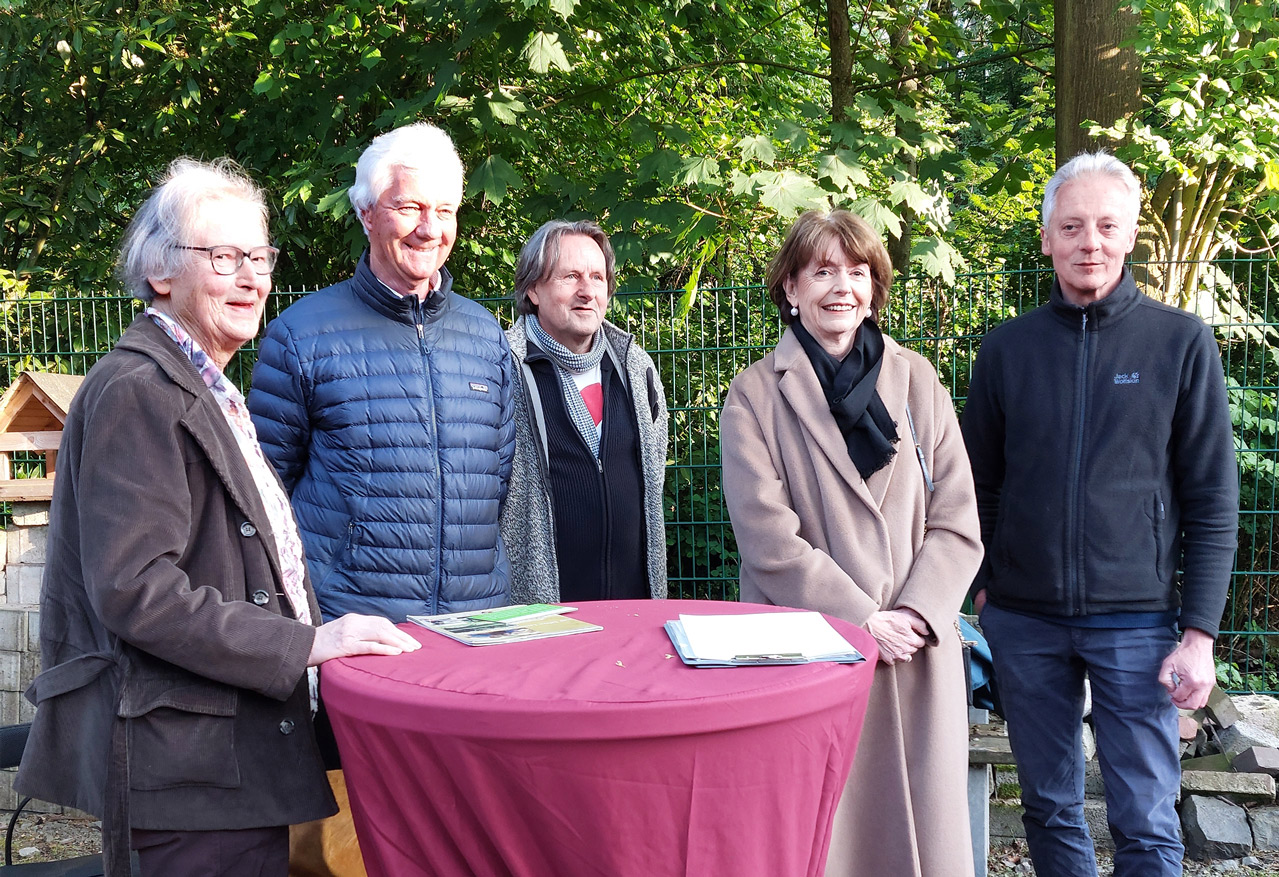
[{"xmin": 962, "ymin": 268, "xmax": 1238, "ymax": 636}]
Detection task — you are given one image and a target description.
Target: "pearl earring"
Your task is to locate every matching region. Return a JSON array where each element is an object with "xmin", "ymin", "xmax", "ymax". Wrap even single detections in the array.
[{"xmin": 790, "ymin": 306, "xmax": 799, "ymax": 317}]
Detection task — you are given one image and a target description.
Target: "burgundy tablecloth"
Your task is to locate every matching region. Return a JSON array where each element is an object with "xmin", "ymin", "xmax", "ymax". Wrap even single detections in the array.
[{"xmin": 322, "ymin": 599, "xmax": 877, "ymax": 877}]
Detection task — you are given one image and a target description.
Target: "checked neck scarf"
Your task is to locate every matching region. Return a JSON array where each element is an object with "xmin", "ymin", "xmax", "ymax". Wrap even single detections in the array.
[{"xmin": 527, "ymin": 314, "xmax": 607, "ymax": 459}]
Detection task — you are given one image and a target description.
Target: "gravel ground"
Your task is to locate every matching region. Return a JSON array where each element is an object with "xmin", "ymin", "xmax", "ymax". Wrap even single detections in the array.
[
  {"xmin": 2, "ymin": 812, "xmax": 102, "ymax": 864},
  {"xmin": 8, "ymin": 812, "xmax": 1279, "ymax": 874},
  {"xmin": 988, "ymin": 839, "xmax": 1279, "ymax": 875}
]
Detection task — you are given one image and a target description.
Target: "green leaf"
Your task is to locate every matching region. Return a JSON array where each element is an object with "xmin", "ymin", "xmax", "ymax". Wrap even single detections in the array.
[
  {"xmin": 1264, "ymin": 160, "xmax": 1279, "ymax": 191},
  {"xmin": 522, "ymin": 31, "xmax": 572, "ymax": 73},
  {"xmin": 679, "ymin": 156, "xmax": 722, "ymax": 187},
  {"xmin": 637, "ymin": 149, "xmax": 683, "ymax": 184},
  {"xmin": 736, "ymin": 134, "xmax": 776, "ymax": 165},
  {"xmin": 888, "ymin": 179, "xmax": 933, "ymax": 214},
  {"xmin": 316, "ymin": 186, "xmax": 351, "ymax": 217},
  {"xmin": 912, "ymin": 237, "xmax": 962, "ymax": 284},
  {"xmin": 480, "ymin": 90, "xmax": 528, "ymax": 125},
  {"xmin": 253, "ymin": 71, "xmax": 275, "ymax": 94},
  {"xmin": 755, "ymin": 170, "xmax": 826, "ymax": 215},
  {"xmin": 849, "ymin": 198, "xmax": 901, "ymax": 238},
  {"xmin": 773, "ymin": 120, "xmax": 808, "ymax": 149},
  {"xmin": 549, "ymin": 0, "xmax": 579, "ymax": 20},
  {"xmin": 465, "ymin": 154, "xmax": 524, "ymax": 206},
  {"xmin": 360, "ymin": 47, "xmax": 382, "ymax": 69},
  {"xmin": 817, "ymin": 151, "xmax": 869, "ymax": 191}
]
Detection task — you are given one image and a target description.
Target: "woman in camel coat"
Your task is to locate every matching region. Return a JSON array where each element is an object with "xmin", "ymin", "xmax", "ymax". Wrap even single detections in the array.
[{"xmin": 721, "ymin": 209, "xmax": 983, "ymax": 876}]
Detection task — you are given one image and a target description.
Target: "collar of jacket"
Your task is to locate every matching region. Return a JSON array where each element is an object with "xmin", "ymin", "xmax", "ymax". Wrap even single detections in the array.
[
  {"xmin": 113, "ymin": 315, "xmax": 286, "ymax": 585},
  {"xmin": 772, "ymin": 325, "xmax": 910, "ymax": 510},
  {"xmin": 116, "ymin": 313, "xmax": 218, "ymax": 398},
  {"xmin": 1047, "ymin": 265, "xmax": 1141, "ymax": 330},
  {"xmin": 350, "ymin": 250, "xmax": 454, "ymax": 325}
]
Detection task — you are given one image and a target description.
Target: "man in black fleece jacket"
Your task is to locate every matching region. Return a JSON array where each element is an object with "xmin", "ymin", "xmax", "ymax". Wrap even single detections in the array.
[{"xmin": 963, "ymin": 151, "xmax": 1238, "ymax": 877}]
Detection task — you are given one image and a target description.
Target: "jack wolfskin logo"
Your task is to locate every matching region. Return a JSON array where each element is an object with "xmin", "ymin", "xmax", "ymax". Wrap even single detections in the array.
[
  {"xmin": 469, "ymin": 381, "xmax": 490, "ymax": 393},
  {"xmin": 1114, "ymin": 372, "xmax": 1140, "ymax": 385}
]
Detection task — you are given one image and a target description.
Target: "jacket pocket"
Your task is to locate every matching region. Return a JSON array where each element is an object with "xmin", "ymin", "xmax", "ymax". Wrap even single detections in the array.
[
  {"xmin": 121, "ymin": 677, "xmax": 239, "ymax": 791},
  {"xmin": 315, "ymin": 519, "xmax": 355, "ymax": 590},
  {"xmin": 1153, "ymin": 490, "xmax": 1169, "ymax": 582}
]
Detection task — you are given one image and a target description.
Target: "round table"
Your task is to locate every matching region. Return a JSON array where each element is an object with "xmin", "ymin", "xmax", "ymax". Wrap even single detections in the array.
[{"xmin": 322, "ymin": 599, "xmax": 878, "ymax": 877}]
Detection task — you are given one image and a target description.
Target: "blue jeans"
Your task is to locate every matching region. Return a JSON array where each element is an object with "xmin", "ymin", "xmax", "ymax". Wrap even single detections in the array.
[{"xmin": 981, "ymin": 603, "xmax": 1183, "ymax": 877}]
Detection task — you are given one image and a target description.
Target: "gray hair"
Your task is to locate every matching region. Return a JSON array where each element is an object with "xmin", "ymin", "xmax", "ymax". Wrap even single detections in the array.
[
  {"xmin": 116, "ymin": 158, "xmax": 268, "ymax": 302},
  {"xmin": 349, "ymin": 123, "xmax": 465, "ymax": 235},
  {"xmin": 513, "ymin": 220, "xmax": 617, "ymax": 316},
  {"xmin": 1042, "ymin": 150, "xmax": 1142, "ymax": 228}
]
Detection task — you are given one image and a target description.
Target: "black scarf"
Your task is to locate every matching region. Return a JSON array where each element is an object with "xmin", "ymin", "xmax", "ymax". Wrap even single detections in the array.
[{"xmin": 791, "ymin": 319, "xmax": 899, "ymax": 479}]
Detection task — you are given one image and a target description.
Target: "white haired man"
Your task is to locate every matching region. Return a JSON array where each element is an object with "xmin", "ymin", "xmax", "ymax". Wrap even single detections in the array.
[
  {"xmin": 962, "ymin": 151, "xmax": 1239, "ymax": 875},
  {"xmin": 500, "ymin": 220, "xmax": 668, "ymax": 603},
  {"xmin": 249, "ymin": 122, "xmax": 516, "ymax": 623}
]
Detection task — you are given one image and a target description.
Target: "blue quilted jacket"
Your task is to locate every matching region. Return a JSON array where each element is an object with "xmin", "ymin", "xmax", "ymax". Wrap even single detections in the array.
[{"xmin": 248, "ymin": 254, "xmax": 516, "ymax": 622}]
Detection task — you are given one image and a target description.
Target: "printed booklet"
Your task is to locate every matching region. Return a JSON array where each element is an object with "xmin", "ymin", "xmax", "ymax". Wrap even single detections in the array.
[{"xmin": 408, "ymin": 603, "xmax": 602, "ymax": 646}]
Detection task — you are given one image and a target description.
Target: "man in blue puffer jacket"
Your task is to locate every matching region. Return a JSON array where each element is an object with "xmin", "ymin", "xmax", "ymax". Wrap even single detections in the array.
[{"xmin": 249, "ymin": 123, "xmax": 516, "ymax": 623}]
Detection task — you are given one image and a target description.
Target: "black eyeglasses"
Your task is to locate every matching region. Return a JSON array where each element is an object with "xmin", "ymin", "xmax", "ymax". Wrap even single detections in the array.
[{"xmin": 176, "ymin": 245, "xmax": 279, "ymax": 275}]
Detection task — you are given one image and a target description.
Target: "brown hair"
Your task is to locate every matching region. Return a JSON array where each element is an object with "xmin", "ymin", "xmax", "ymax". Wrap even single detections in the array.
[{"xmin": 766, "ymin": 209, "xmax": 893, "ymax": 324}]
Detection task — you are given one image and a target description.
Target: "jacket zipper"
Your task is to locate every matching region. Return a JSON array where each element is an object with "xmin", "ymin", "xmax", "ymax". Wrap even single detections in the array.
[
  {"xmin": 1068, "ymin": 310, "xmax": 1089, "ymax": 615},
  {"xmin": 413, "ymin": 298, "xmax": 445, "ymax": 614}
]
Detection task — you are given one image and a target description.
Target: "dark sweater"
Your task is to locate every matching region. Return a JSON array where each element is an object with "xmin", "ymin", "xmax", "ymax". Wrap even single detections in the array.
[
  {"xmin": 961, "ymin": 269, "xmax": 1238, "ymax": 636},
  {"xmin": 527, "ymin": 348, "xmax": 649, "ymax": 601}
]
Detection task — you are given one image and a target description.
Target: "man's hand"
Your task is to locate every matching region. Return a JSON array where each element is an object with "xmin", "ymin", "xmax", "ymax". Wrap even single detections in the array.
[
  {"xmin": 973, "ymin": 588, "xmax": 987, "ymax": 614},
  {"xmin": 1158, "ymin": 628, "xmax": 1216, "ymax": 710},
  {"xmin": 866, "ymin": 608, "xmax": 930, "ymax": 665},
  {"xmin": 308, "ymin": 614, "xmax": 423, "ymax": 666}
]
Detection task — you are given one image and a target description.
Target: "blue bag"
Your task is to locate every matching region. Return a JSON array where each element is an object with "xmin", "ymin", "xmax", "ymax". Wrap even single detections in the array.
[{"xmin": 959, "ymin": 616, "xmax": 1000, "ymax": 714}]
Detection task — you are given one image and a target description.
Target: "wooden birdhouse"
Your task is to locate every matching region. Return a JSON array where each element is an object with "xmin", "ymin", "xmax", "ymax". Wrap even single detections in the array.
[{"xmin": 0, "ymin": 372, "xmax": 84, "ymax": 501}]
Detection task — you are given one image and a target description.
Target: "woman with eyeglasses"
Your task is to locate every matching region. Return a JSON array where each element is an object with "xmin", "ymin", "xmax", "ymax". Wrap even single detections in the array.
[{"xmin": 15, "ymin": 158, "xmax": 419, "ymax": 877}]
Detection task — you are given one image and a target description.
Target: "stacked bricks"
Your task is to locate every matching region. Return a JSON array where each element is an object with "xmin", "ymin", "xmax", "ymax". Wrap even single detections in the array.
[{"xmin": 0, "ymin": 501, "xmax": 52, "ymax": 812}]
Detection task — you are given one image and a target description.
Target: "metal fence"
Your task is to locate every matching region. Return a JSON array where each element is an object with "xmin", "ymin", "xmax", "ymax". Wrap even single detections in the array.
[{"xmin": 4, "ymin": 259, "xmax": 1279, "ymax": 690}]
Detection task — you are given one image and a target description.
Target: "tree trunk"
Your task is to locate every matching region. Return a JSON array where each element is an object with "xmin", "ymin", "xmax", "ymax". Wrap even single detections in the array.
[
  {"xmin": 1053, "ymin": 0, "xmax": 1140, "ymax": 166},
  {"xmin": 828, "ymin": 0, "xmax": 853, "ymax": 122}
]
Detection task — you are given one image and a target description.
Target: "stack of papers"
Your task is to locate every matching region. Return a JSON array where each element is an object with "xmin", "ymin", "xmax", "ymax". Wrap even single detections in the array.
[
  {"xmin": 664, "ymin": 611, "xmax": 865, "ymax": 668},
  {"xmin": 409, "ymin": 603, "xmax": 602, "ymax": 646}
]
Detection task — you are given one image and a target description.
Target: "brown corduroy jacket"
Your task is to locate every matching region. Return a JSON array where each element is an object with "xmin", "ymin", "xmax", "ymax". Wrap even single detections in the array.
[{"xmin": 16, "ymin": 317, "xmax": 335, "ymax": 873}]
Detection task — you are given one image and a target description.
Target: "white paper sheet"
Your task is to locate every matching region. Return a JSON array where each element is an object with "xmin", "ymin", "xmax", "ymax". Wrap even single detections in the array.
[{"xmin": 677, "ymin": 611, "xmax": 857, "ymax": 661}]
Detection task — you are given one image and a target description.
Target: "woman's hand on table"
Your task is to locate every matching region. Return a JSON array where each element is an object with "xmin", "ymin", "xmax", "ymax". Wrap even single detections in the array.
[
  {"xmin": 865, "ymin": 609, "xmax": 930, "ymax": 665},
  {"xmin": 308, "ymin": 614, "xmax": 422, "ymax": 666}
]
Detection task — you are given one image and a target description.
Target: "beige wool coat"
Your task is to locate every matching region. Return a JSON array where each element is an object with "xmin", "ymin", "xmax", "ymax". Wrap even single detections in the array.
[{"xmin": 721, "ymin": 328, "xmax": 983, "ymax": 877}]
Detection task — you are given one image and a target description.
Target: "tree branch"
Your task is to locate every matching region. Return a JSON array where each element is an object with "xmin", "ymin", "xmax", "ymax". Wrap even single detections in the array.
[{"xmin": 548, "ymin": 41, "xmax": 1053, "ymax": 108}]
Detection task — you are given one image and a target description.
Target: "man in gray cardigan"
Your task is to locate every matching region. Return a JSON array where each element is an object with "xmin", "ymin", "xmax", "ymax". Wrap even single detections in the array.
[{"xmin": 500, "ymin": 220, "xmax": 668, "ymax": 603}]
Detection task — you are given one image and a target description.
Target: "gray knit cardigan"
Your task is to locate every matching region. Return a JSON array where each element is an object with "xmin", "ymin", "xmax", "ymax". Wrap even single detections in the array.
[{"xmin": 500, "ymin": 316, "xmax": 669, "ymax": 602}]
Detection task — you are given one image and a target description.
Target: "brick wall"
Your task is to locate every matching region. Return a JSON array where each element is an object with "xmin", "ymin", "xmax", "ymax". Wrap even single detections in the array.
[{"xmin": 0, "ymin": 501, "xmax": 69, "ymax": 814}]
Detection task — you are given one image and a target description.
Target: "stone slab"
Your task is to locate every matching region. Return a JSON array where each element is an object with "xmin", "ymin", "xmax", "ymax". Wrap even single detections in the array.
[
  {"xmin": 1181, "ymin": 769, "xmax": 1276, "ymax": 804},
  {"xmin": 1085, "ymin": 759, "xmax": 1106, "ymax": 798},
  {"xmin": 988, "ymin": 800, "xmax": 1112, "ymax": 848},
  {"xmin": 970, "ymin": 734, "xmax": 1017, "ymax": 765},
  {"xmin": 1219, "ymin": 696, "xmax": 1279, "ymax": 759},
  {"xmin": 1207, "ymin": 686, "xmax": 1243, "ymax": 729},
  {"xmin": 0, "ymin": 651, "xmax": 21, "ymax": 690},
  {"xmin": 1234, "ymin": 746, "xmax": 1279, "ymax": 777},
  {"xmin": 0, "ymin": 606, "xmax": 26, "ymax": 652},
  {"xmin": 6, "ymin": 564, "xmax": 42, "ymax": 606},
  {"xmin": 1182, "ymin": 753, "xmax": 1234, "ymax": 773},
  {"xmin": 1182, "ymin": 794, "xmax": 1253, "ymax": 861},
  {"xmin": 9, "ymin": 504, "xmax": 49, "ymax": 527},
  {"xmin": 1249, "ymin": 805, "xmax": 1279, "ymax": 851},
  {"xmin": 26, "ymin": 608, "xmax": 39, "ymax": 654}
]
